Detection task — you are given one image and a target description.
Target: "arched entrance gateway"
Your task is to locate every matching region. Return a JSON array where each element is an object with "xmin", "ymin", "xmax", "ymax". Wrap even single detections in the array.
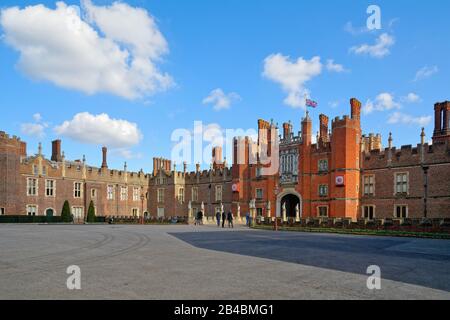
[
  {"xmin": 276, "ymin": 189, "xmax": 302, "ymax": 218},
  {"xmin": 281, "ymin": 194, "xmax": 300, "ymax": 218}
]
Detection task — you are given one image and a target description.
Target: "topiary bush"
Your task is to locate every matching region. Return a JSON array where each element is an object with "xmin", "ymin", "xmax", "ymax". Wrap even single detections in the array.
[
  {"xmin": 86, "ymin": 200, "xmax": 96, "ymax": 223},
  {"xmin": 61, "ymin": 200, "xmax": 72, "ymax": 223}
]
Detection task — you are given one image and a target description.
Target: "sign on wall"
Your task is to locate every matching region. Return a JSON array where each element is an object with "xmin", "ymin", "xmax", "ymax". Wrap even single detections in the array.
[{"xmin": 335, "ymin": 175, "xmax": 345, "ymax": 186}]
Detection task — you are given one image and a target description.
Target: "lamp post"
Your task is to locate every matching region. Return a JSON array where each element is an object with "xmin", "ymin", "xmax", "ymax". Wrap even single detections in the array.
[
  {"xmin": 274, "ymin": 185, "xmax": 279, "ymax": 231},
  {"xmin": 140, "ymin": 194, "xmax": 145, "ymax": 225}
]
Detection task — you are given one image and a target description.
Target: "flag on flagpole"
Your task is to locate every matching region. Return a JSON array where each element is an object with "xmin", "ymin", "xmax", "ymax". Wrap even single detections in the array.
[{"xmin": 306, "ymin": 99, "xmax": 318, "ymax": 108}]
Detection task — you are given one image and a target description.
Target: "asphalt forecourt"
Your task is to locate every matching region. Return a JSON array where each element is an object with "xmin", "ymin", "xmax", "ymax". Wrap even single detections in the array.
[{"xmin": 0, "ymin": 224, "xmax": 449, "ymax": 301}]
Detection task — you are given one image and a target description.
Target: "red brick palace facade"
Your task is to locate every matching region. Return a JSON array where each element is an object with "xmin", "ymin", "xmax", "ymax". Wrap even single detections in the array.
[{"xmin": 1, "ymin": 98, "xmax": 449, "ymax": 221}]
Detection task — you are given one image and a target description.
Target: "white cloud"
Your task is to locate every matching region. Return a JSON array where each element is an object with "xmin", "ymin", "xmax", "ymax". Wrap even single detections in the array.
[
  {"xmin": 263, "ymin": 53, "xmax": 322, "ymax": 108},
  {"xmin": 111, "ymin": 148, "xmax": 143, "ymax": 160},
  {"xmin": 20, "ymin": 113, "xmax": 48, "ymax": 138},
  {"xmin": 414, "ymin": 66, "xmax": 438, "ymax": 82},
  {"xmin": 33, "ymin": 113, "xmax": 42, "ymax": 122},
  {"xmin": 387, "ymin": 112, "xmax": 432, "ymax": 127},
  {"xmin": 350, "ymin": 33, "xmax": 395, "ymax": 58},
  {"xmin": 362, "ymin": 93, "xmax": 401, "ymax": 115},
  {"xmin": 20, "ymin": 123, "xmax": 47, "ymax": 138},
  {"xmin": 402, "ymin": 93, "xmax": 421, "ymax": 103},
  {"xmin": 344, "ymin": 22, "xmax": 373, "ymax": 36},
  {"xmin": 0, "ymin": 1, "xmax": 173, "ymax": 99},
  {"xmin": 54, "ymin": 112, "xmax": 142, "ymax": 148},
  {"xmin": 202, "ymin": 88, "xmax": 241, "ymax": 111},
  {"xmin": 326, "ymin": 59, "xmax": 348, "ymax": 73}
]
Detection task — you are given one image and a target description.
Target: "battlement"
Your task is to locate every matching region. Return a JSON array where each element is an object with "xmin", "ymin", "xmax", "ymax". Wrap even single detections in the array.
[
  {"xmin": 331, "ymin": 115, "xmax": 360, "ymax": 129},
  {"xmin": 362, "ymin": 141, "xmax": 450, "ymax": 168},
  {"xmin": 0, "ymin": 130, "xmax": 27, "ymax": 156}
]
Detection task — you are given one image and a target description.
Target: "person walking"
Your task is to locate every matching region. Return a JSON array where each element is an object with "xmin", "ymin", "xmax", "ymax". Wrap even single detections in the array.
[
  {"xmin": 221, "ymin": 211, "xmax": 226, "ymax": 228},
  {"xmin": 245, "ymin": 212, "xmax": 250, "ymax": 226},
  {"xmin": 195, "ymin": 211, "xmax": 201, "ymax": 226},
  {"xmin": 227, "ymin": 211, "xmax": 234, "ymax": 228},
  {"xmin": 216, "ymin": 211, "xmax": 221, "ymax": 227},
  {"xmin": 199, "ymin": 211, "xmax": 203, "ymax": 225}
]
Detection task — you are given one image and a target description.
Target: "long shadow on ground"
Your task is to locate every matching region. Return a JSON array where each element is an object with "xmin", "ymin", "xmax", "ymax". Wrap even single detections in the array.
[{"xmin": 170, "ymin": 230, "xmax": 450, "ymax": 292}]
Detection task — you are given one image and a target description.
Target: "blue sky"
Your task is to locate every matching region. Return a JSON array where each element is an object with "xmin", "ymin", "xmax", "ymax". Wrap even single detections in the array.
[{"xmin": 0, "ymin": 0, "xmax": 449, "ymax": 172}]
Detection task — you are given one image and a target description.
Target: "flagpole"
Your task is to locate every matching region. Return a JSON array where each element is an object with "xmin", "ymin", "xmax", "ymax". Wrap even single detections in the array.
[{"xmin": 304, "ymin": 93, "xmax": 307, "ymax": 120}]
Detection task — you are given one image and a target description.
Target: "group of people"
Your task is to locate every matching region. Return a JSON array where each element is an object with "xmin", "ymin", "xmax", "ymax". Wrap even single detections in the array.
[
  {"xmin": 194, "ymin": 210, "xmax": 234, "ymax": 227},
  {"xmin": 215, "ymin": 211, "xmax": 234, "ymax": 228}
]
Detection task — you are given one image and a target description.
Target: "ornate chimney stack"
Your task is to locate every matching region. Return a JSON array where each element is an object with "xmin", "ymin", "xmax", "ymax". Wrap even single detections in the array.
[
  {"xmin": 388, "ymin": 132, "xmax": 393, "ymax": 149},
  {"xmin": 101, "ymin": 146, "xmax": 108, "ymax": 169},
  {"xmin": 319, "ymin": 114, "xmax": 329, "ymax": 143}
]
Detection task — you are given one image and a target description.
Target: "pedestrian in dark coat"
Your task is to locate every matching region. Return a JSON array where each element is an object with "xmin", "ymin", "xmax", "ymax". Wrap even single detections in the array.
[
  {"xmin": 216, "ymin": 211, "xmax": 221, "ymax": 227},
  {"xmin": 227, "ymin": 211, "xmax": 234, "ymax": 228},
  {"xmin": 221, "ymin": 211, "xmax": 226, "ymax": 228}
]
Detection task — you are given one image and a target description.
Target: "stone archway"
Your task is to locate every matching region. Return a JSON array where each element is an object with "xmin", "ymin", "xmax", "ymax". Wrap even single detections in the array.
[
  {"xmin": 276, "ymin": 188, "xmax": 302, "ymax": 218},
  {"xmin": 45, "ymin": 208, "xmax": 54, "ymax": 217},
  {"xmin": 281, "ymin": 194, "xmax": 300, "ymax": 218}
]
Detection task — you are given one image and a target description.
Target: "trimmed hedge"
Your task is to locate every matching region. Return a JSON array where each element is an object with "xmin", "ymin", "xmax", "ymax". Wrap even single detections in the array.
[{"xmin": 0, "ymin": 215, "xmax": 63, "ymax": 223}]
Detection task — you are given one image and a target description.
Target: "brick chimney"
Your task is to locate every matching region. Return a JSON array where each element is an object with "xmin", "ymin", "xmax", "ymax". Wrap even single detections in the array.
[
  {"xmin": 319, "ymin": 114, "xmax": 329, "ymax": 143},
  {"xmin": 212, "ymin": 146, "xmax": 223, "ymax": 170},
  {"xmin": 51, "ymin": 139, "xmax": 62, "ymax": 162},
  {"xmin": 101, "ymin": 146, "xmax": 108, "ymax": 169},
  {"xmin": 282, "ymin": 122, "xmax": 292, "ymax": 140}
]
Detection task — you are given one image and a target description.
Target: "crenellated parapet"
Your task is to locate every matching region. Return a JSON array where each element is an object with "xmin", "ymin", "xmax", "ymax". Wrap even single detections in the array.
[{"xmin": 362, "ymin": 141, "xmax": 450, "ymax": 169}]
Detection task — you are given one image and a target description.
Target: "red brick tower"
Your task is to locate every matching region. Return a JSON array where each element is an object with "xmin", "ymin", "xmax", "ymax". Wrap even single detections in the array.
[
  {"xmin": 329, "ymin": 98, "xmax": 362, "ymax": 220},
  {"xmin": 300, "ymin": 112, "xmax": 313, "ymax": 217}
]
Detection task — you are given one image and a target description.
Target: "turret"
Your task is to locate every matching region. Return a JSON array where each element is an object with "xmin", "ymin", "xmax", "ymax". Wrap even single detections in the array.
[{"xmin": 432, "ymin": 101, "xmax": 450, "ymax": 144}]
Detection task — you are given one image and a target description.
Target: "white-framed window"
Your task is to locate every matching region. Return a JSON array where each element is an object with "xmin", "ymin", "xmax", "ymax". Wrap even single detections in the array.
[
  {"xmin": 32, "ymin": 165, "xmax": 38, "ymax": 175},
  {"xmin": 317, "ymin": 206, "xmax": 328, "ymax": 217},
  {"xmin": 27, "ymin": 178, "xmax": 38, "ymax": 196},
  {"xmin": 107, "ymin": 185, "xmax": 114, "ymax": 200},
  {"xmin": 394, "ymin": 205, "xmax": 408, "ymax": 218},
  {"xmin": 192, "ymin": 187, "xmax": 198, "ymax": 202},
  {"xmin": 26, "ymin": 205, "xmax": 37, "ymax": 216},
  {"xmin": 395, "ymin": 173, "xmax": 408, "ymax": 195},
  {"xmin": 91, "ymin": 188, "xmax": 97, "ymax": 199},
  {"xmin": 215, "ymin": 185, "xmax": 223, "ymax": 202},
  {"xmin": 120, "ymin": 186, "xmax": 128, "ymax": 201},
  {"xmin": 178, "ymin": 187, "xmax": 185, "ymax": 203},
  {"xmin": 157, "ymin": 207, "xmax": 165, "ymax": 218},
  {"xmin": 256, "ymin": 167, "xmax": 262, "ymax": 178},
  {"xmin": 132, "ymin": 208, "xmax": 139, "ymax": 217},
  {"xmin": 45, "ymin": 179, "xmax": 55, "ymax": 197},
  {"xmin": 363, "ymin": 175, "xmax": 375, "ymax": 196},
  {"xmin": 0, "ymin": 207, "xmax": 4, "ymax": 215},
  {"xmin": 256, "ymin": 188, "xmax": 263, "ymax": 200},
  {"xmin": 72, "ymin": 207, "xmax": 84, "ymax": 220},
  {"xmin": 319, "ymin": 185, "xmax": 328, "ymax": 197},
  {"xmin": 74, "ymin": 182, "xmax": 82, "ymax": 198},
  {"xmin": 42, "ymin": 166, "xmax": 47, "ymax": 176},
  {"xmin": 157, "ymin": 188, "xmax": 164, "ymax": 203},
  {"xmin": 133, "ymin": 187, "xmax": 140, "ymax": 201},
  {"xmin": 362, "ymin": 205, "xmax": 375, "ymax": 220},
  {"xmin": 318, "ymin": 159, "xmax": 328, "ymax": 172}
]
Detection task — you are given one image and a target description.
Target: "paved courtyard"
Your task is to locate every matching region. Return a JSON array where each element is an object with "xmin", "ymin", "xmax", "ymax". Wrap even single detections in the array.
[{"xmin": 0, "ymin": 224, "xmax": 449, "ymax": 299}]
